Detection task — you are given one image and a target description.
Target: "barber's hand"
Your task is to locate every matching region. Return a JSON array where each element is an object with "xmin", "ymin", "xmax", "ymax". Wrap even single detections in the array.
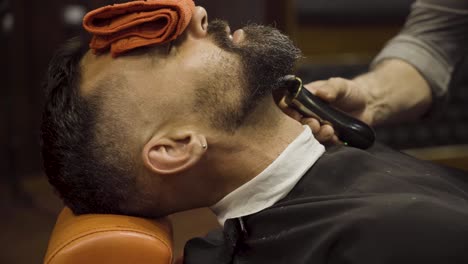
[
  {"xmin": 279, "ymin": 77, "xmax": 374, "ymax": 144},
  {"xmin": 306, "ymin": 77, "xmax": 376, "ymax": 143},
  {"xmin": 279, "ymin": 99, "xmax": 339, "ymax": 144}
]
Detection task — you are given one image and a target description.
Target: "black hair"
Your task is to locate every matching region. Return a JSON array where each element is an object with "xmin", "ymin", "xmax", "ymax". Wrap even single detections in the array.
[{"xmin": 40, "ymin": 37, "xmax": 137, "ymax": 215}]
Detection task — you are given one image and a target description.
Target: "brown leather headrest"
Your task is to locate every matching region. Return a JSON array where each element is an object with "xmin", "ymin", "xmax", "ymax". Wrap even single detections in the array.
[{"xmin": 44, "ymin": 207, "xmax": 173, "ymax": 264}]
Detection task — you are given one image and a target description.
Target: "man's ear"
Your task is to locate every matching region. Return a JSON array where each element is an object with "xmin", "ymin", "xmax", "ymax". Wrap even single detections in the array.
[{"xmin": 142, "ymin": 131, "xmax": 208, "ymax": 175}]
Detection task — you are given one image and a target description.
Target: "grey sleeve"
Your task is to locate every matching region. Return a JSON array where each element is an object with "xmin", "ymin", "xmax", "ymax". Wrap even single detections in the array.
[{"xmin": 372, "ymin": 0, "xmax": 468, "ymax": 102}]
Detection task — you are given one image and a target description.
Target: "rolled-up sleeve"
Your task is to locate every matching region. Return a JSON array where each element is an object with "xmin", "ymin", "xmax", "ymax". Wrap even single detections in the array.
[{"xmin": 372, "ymin": 0, "xmax": 468, "ymax": 102}]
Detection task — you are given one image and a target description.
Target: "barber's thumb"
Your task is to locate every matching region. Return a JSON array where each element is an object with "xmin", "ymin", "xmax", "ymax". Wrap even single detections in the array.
[
  {"xmin": 306, "ymin": 80, "xmax": 326, "ymax": 93},
  {"xmin": 304, "ymin": 81, "xmax": 333, "ymax": 102}
]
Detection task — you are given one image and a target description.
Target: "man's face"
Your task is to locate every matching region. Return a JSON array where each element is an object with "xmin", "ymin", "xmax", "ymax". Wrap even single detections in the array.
[
  {"xmin": 75, "ymin": 7, "xmax": 303, "ymax": 216},
  {"xmin": 82, "ymin": 8, "xmax": 301, "ymax": 133}
]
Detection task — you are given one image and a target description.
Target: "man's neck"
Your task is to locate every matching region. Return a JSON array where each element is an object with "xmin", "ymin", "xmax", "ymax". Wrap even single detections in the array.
[{"xmin": 205, "ymin": 97, "xmax": 305, "ymax": 204}]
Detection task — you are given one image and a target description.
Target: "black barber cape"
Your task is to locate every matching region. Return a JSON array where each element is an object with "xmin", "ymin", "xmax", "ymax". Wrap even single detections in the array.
[{"xmin": 183, "ymin": 144, "xmax": 468, "ymax": 264}]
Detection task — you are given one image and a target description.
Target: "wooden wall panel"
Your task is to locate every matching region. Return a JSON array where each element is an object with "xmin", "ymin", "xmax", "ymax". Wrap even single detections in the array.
[{"xmin": 2, "ymin": 0, "xmax": 62, "ymax": 181}]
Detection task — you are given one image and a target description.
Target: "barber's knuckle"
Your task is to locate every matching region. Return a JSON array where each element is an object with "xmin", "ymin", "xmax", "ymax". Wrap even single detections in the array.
[
  {"xmin": 323, "ymin": 130, "xmax": 334, "ymax": 140},
  {"xmin": 312, "ymin": 119, "xmax": 322, "ymax": 127},
  {"xmin": 302, "ymin": 118, "xmax": 315, "ymax": 126},
  {"xmin": 322, "ymin": 127, "xmax": 336, "ymax": 139},
  {"xmin": 328, "ymin": 77, "xmax": 345, "ymax": 83},
  {"xmin": 347, "ymin": 79, "xmax": 359, "ymax": 88},
  {"xmin": 325, "ymin": 77, "xmax": 343, "ymax": 89},
  {"xmin": 323, "ymin": 124, "xmax": 334, "ymax": 133}
]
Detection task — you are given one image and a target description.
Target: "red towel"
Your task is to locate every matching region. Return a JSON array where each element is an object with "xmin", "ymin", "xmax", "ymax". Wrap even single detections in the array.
[{"xmin": 83, "ymin": 0, "xmax": 195, "ymax": 57}]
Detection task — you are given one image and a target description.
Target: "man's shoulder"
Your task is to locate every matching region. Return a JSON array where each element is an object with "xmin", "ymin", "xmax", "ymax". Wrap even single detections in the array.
[
  {"xmin": 260, "ymin": 191, "xmax": 468, "ymax": 225},
  {"xmin": 330, "ymin": 194, "xmax": 468, "ymax": 263},
  {"xmin": 183, "ymin": 190, "xmax": 468, "ymax": 264},
  {"xmin": 291, "ymin": 144, "xmax": 468, "ymax": 200},
  {"xmin": 225, "ymin": 192, "xmax": 468, "ymax": 264}
]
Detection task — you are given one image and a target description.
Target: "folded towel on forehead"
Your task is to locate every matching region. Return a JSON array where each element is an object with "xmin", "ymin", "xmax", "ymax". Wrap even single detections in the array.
[{"xmin": 83, "ymin": 0, "xmax": 195, "ymax": 57}]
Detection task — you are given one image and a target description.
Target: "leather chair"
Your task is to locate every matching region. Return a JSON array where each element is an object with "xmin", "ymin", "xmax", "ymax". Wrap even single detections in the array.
[{"xmin": 44, "ymin": 207, "xmax": 174, "ymax": 264}]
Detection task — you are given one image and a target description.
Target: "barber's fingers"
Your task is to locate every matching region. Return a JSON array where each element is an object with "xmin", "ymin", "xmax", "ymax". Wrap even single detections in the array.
[
  {"xmin": 301, "ymin": 117, "xmax": 321, "ymax": 134},
  {"xmin": 306, "ymin": 78, "xmax": 371, "ymax": 122},
  {"xmin": 277, "ymin": 98, "xmax": 303, "ymax": 121},
  {"xmin": 305, "ymin": 78, "xmax": 346, "ymax": 102},
  {"xmin": 316, "ymin": 126, "xmax": 341, "ymax": 145},
  {"xmin": 279, "ymin": 98, "xmax": 342, "ymax": 145},
  {"xmin": 314, "ymin": 123, "xmax": 335, "ymax": 143},
  {"xmin": 301, "ymin": 118, "xmax": 341, "ymax": 145},
  {"xmin": 305, "ymin": 77, "xmax": 366, "ymax": 114}
]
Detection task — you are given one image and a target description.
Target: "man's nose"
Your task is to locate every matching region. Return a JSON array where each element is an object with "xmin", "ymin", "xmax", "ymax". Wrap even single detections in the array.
[{"xmin": 186, "ymin": 6, "xmax": 209, "ymax": 38}]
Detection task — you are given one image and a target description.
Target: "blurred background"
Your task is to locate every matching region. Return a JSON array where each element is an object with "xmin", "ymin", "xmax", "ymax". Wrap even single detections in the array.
[{"xmin": 1, "ymin": 0, "xmax": 467, "ymax": 263}]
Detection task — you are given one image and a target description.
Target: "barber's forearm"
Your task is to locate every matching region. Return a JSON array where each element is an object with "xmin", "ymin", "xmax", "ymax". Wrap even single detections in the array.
[{"xmin": 354, "ymin": 59, "xmax": 432, "ymax": 126}]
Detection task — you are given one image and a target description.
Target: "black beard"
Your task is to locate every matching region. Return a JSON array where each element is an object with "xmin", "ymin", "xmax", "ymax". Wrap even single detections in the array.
[
  {"xmin": 208, "ymin": 20, "xmax": 302, "ymax": 102},
  {"xmin": 195, "ymin": 20, "xmax": 302, "ymax": 132}
]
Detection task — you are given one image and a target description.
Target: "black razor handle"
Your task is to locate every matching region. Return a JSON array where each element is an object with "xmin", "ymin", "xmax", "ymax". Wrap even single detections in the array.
[{"xmin": 280, "ymin": 75, "xmax": 375, "ymax": 149}]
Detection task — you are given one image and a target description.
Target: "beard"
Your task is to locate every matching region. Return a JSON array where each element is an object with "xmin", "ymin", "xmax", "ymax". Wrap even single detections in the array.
[
  {"xmin": 208, "ymin": 20, "xmax": 302, "ymax": 100},
  {"xmin": 197, "ymin": 19, "xmax": 302, "ymax": 132}
]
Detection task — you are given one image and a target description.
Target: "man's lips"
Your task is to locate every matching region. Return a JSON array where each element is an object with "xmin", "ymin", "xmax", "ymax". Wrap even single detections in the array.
[
  {"xmin": 232, "ymin": 29, "xmax": 245, "ymax": 44},
  {"xmin": 227, "ymin": 26, "xmax": 245, "ymax": 44}
]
